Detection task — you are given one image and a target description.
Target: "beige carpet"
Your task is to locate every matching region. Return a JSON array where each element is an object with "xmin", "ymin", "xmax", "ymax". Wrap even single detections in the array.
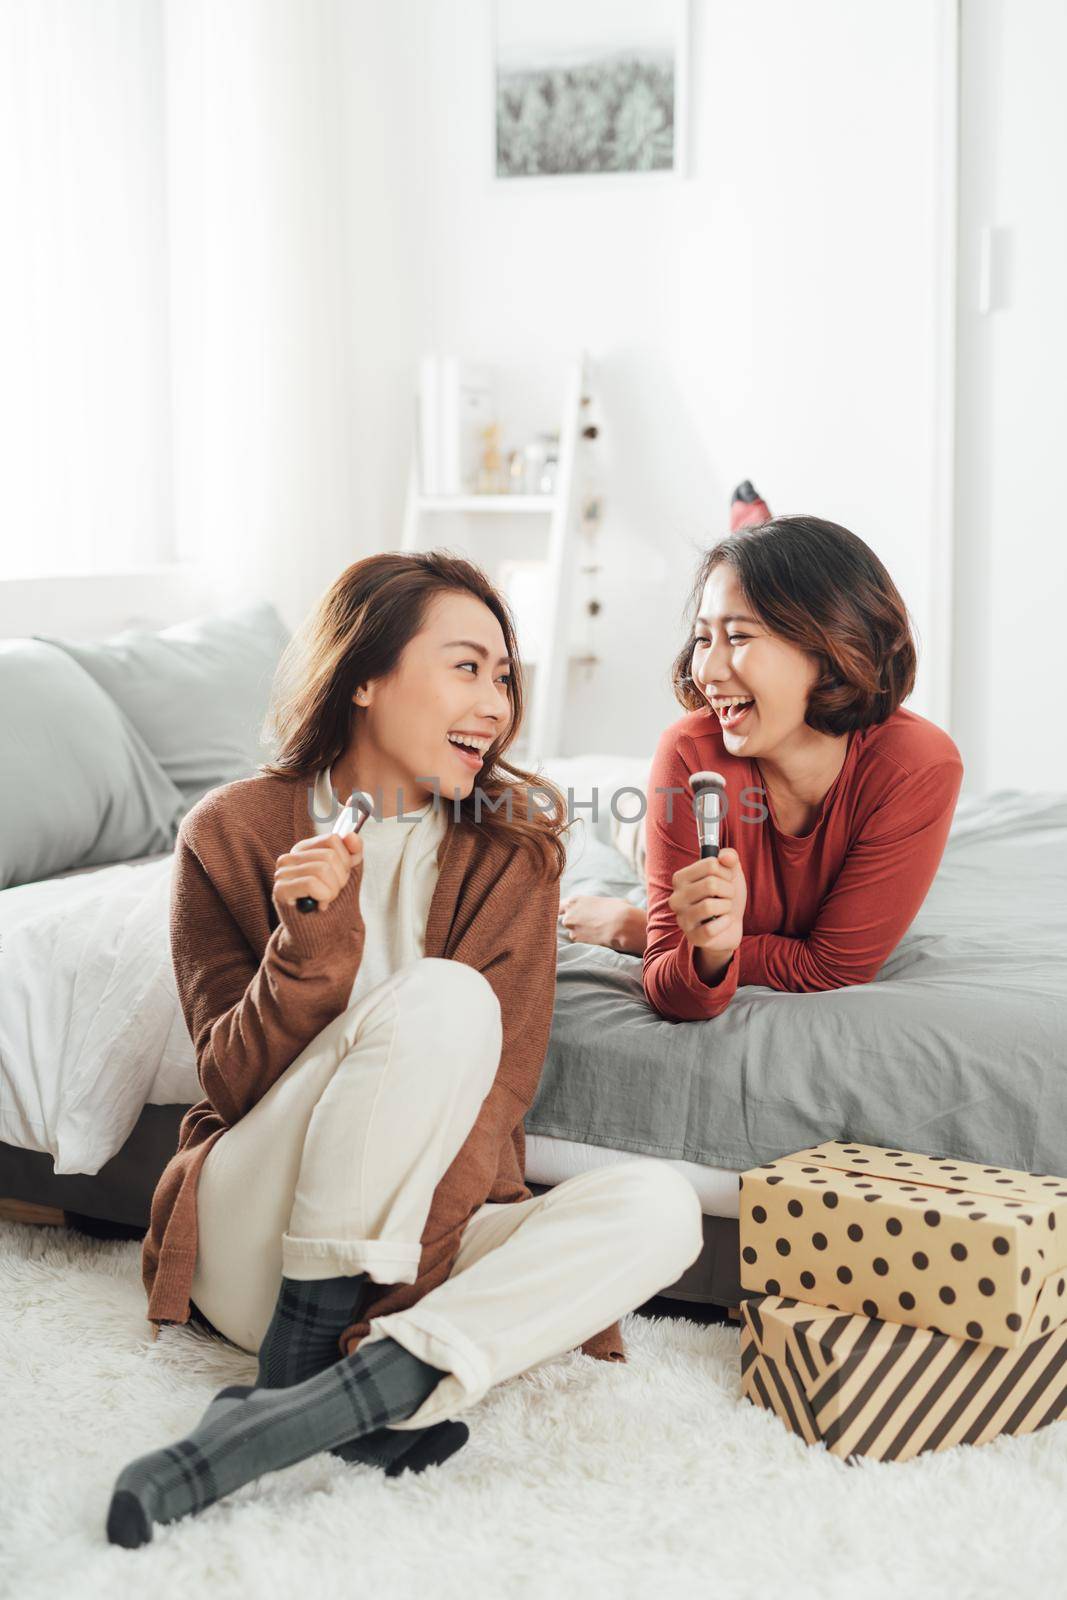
[{"xmin": 3, "ymin": 1217, "xmax": 1067, "ymax": 1599}]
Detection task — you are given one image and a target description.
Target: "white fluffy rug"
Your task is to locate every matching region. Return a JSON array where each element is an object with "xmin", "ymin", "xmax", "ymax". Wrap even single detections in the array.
[{"xmin": 4, "ymin": 1219, "xmax": 1067, "ymax": 1600}]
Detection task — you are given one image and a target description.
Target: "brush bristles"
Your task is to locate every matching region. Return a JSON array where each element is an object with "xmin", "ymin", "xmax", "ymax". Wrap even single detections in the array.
[{"xmin": 688, "ymin": 769, "xmax": 726, "ymax": 796}]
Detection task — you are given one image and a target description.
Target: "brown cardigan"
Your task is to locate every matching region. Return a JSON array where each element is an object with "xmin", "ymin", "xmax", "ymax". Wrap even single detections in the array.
[{"xmin": 141, "ymin": 772, "xmax": 625, "ymax": 1366}]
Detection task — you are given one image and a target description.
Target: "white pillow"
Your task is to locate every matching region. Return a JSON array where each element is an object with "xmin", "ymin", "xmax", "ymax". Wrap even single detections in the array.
[{"xmin": 539, "ymin": 752, "xmax": 653, "ymax": 883}]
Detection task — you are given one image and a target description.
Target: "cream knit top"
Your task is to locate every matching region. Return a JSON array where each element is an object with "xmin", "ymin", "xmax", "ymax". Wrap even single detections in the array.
[{"xmin": 311, "ymin": 765, "xmax": 447, "ymax": 1006}]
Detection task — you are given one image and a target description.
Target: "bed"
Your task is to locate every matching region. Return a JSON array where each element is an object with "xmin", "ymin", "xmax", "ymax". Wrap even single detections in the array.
[{"xmin": 3, "ymin": 741, "xmax": 1065, "ymax": 1313}]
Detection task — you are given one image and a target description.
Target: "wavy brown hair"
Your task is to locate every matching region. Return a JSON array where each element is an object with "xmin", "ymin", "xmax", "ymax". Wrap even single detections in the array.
[
  {"xmin": 671, "ymin": 515, "xmax": 918, "ymax": 735},
  {"xmin": 259, "ymin": 551, "xmax": 568, "ymax": 879}
]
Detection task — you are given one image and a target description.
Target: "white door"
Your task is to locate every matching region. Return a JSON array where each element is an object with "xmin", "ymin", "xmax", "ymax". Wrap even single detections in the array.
[{"xmin": 953, "ymin": 0, "xmax": 1067, "ymax": 792}]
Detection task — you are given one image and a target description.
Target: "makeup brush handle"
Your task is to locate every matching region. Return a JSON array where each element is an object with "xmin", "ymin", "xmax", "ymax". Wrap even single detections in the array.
[
  {"xmin": 295, "ymin": 792, "xmax": 373, "ymax": 911},
  {"xmin": 698, "ymin": 837, "xmax": 723, "ymax": 920}
]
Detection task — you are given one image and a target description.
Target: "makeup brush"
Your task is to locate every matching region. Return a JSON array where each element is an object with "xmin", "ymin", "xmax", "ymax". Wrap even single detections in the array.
[
  {"xmin": 296, "ymin": 789, "xmax": 375, "ymax": 913},
  {"xmin": 687, "ymin": 770, "xmax": 727, "ymax": 926}
]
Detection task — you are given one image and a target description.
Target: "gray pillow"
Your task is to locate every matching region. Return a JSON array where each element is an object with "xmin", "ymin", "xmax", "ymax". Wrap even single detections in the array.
[
  {"xmin": 37, "ymin": 601, "xmax": 290, "ymax": 808},
  {"xmin": 0, "ymin": 640, "xmax": 186, "ymax": 889}
]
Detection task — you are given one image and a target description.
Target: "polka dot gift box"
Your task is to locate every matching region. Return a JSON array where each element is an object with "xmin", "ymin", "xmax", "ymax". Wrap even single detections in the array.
[
  {"xmin": 740, "ymin": 1292, "xmax": 1067, "ymax": 1461},
  {"xmin": 738, "ymin": 1141, "xmax": 1067, "ymax": 1349}
]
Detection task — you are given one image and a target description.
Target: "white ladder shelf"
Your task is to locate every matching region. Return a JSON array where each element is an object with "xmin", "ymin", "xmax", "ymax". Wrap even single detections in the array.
[{"xmin": 401, "ymin": 354, "xmax": 588, "ymax": 760}]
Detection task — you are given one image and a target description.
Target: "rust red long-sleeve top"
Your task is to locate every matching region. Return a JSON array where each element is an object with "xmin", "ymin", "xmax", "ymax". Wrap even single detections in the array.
[{"xmin": 642, "ymin": 705, "xmax": 964, "ymax": 1022}]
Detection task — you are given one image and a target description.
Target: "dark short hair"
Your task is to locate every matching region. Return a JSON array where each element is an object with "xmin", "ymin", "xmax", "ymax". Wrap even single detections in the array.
[{"xmin": 671, "ymin": 515, "xmax": 918, "ymax": 735}]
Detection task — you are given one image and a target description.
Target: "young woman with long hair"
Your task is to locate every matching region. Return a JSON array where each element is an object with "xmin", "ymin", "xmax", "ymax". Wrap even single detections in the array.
[
  {"xmin": 558, "ymin": 516, "xmax": 964, "ymax": 1020},
  {"xmin": 108, "ymin": 551, "xmax": 703, "ymax": 1547}
]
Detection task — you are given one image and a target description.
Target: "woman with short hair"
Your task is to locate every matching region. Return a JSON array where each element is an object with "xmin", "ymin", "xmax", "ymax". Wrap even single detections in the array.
[{"xmin": 559, "ymin": 516, "xmax": 964, "ymax": 1021}]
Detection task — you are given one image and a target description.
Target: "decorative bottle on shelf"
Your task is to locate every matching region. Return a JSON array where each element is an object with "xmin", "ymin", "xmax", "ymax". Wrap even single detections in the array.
[{"xmin": 477, "ymin": 423, "xmax": 505, "ymax": 494}]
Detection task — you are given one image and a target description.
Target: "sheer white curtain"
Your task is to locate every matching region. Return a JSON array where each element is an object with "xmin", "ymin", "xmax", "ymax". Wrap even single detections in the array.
[
  {"xmin": 0, "ymin": 0, "xmax": 173, "ymax": 579},
  {"xmin": 164, "ymin": 0, "xmax": 357, "ymax": 625},
  {"xmin": 0, "ymin": 0, "xmax": 358, "ymax": 616}
]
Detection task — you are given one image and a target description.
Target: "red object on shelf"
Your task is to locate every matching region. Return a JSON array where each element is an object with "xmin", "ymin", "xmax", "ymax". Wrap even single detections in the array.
[{"xmin": 729, "ymin": 479, "xmax": 772, "ymax": 532}]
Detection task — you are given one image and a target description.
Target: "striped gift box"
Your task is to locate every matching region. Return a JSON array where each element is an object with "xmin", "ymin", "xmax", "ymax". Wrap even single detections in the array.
[{"xmin": 741, "ymin": 1293, "xmax": 1067, "ymax": 1461}]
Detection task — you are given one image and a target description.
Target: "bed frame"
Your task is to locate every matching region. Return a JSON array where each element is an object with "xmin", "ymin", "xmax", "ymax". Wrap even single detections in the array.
[{"xmin": 0, "ymin": 1107, "xmax": 744, "ymax": 1308}]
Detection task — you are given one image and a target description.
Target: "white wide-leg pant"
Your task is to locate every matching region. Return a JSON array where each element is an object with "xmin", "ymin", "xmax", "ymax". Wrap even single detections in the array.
[{"xmin": 189, "ymin": 958, "xmax": 704, "ymax": 1431}]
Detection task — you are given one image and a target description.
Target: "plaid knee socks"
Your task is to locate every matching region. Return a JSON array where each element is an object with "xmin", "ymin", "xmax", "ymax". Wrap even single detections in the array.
[
  {"xmin": 253, "ymin": 1272, "xmax": 469, "ymax": 1476},
  {"xmin": 256, "ymin": 1272, "xmax": 368, "ymax": 1388},
  {"xmin": 107, "ymin": 1337, "xmax": 449, "ymax": 1547}
]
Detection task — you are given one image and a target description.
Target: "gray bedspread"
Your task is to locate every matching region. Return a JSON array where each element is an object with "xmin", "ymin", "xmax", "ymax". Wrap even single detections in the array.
[{"xmin": 527, "ymin": 792, "xmax": 1067, "ymax": 1174}]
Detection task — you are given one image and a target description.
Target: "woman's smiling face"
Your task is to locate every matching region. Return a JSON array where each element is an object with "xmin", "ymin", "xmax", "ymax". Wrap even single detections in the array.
[
  {"xmin": 354, "ymin": 589, "xmax": 514, "ymax": 803},
  {"xmin": 691, "ymin": 565, "xmax": 820, "ymax": 755}
]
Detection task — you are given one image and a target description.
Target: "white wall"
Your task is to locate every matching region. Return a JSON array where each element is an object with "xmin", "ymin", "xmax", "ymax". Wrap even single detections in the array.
[{"xmin": 399, "ymin": 0, "xmax": 953, "ymax": 758}]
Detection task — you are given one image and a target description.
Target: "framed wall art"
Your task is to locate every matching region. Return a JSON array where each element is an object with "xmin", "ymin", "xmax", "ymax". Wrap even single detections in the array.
[{"xmin": 493, "ymin": 0, "xmax": 689, "ymax": 182}]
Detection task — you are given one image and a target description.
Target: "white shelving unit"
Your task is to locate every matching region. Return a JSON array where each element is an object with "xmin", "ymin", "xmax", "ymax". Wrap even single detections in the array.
[{"xmin": 401, "ymin": 354, "xmax": 588, "ymax": 760}]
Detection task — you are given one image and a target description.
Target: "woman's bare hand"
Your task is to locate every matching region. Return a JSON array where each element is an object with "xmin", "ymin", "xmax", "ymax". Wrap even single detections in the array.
[
  {"xmin": 272, "ymin": 832, "xmax": 364, "ymax": 913},
  {"xmin": 558, "ymin": 895, "xmax": 647, "ymax": 954},
  {"xmin": 668, "ymin": 847, "xmax": 747, "ymax": 957}
]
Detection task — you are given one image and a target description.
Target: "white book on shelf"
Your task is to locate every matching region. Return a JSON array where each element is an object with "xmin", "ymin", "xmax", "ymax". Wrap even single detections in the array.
[
  {"xmin": 418, "ymin": 355, "xmax": 441, "ymax": 495},
  {"xmin": 438, "ymin": 357, "xmax": 457, "ymax": 495}
]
